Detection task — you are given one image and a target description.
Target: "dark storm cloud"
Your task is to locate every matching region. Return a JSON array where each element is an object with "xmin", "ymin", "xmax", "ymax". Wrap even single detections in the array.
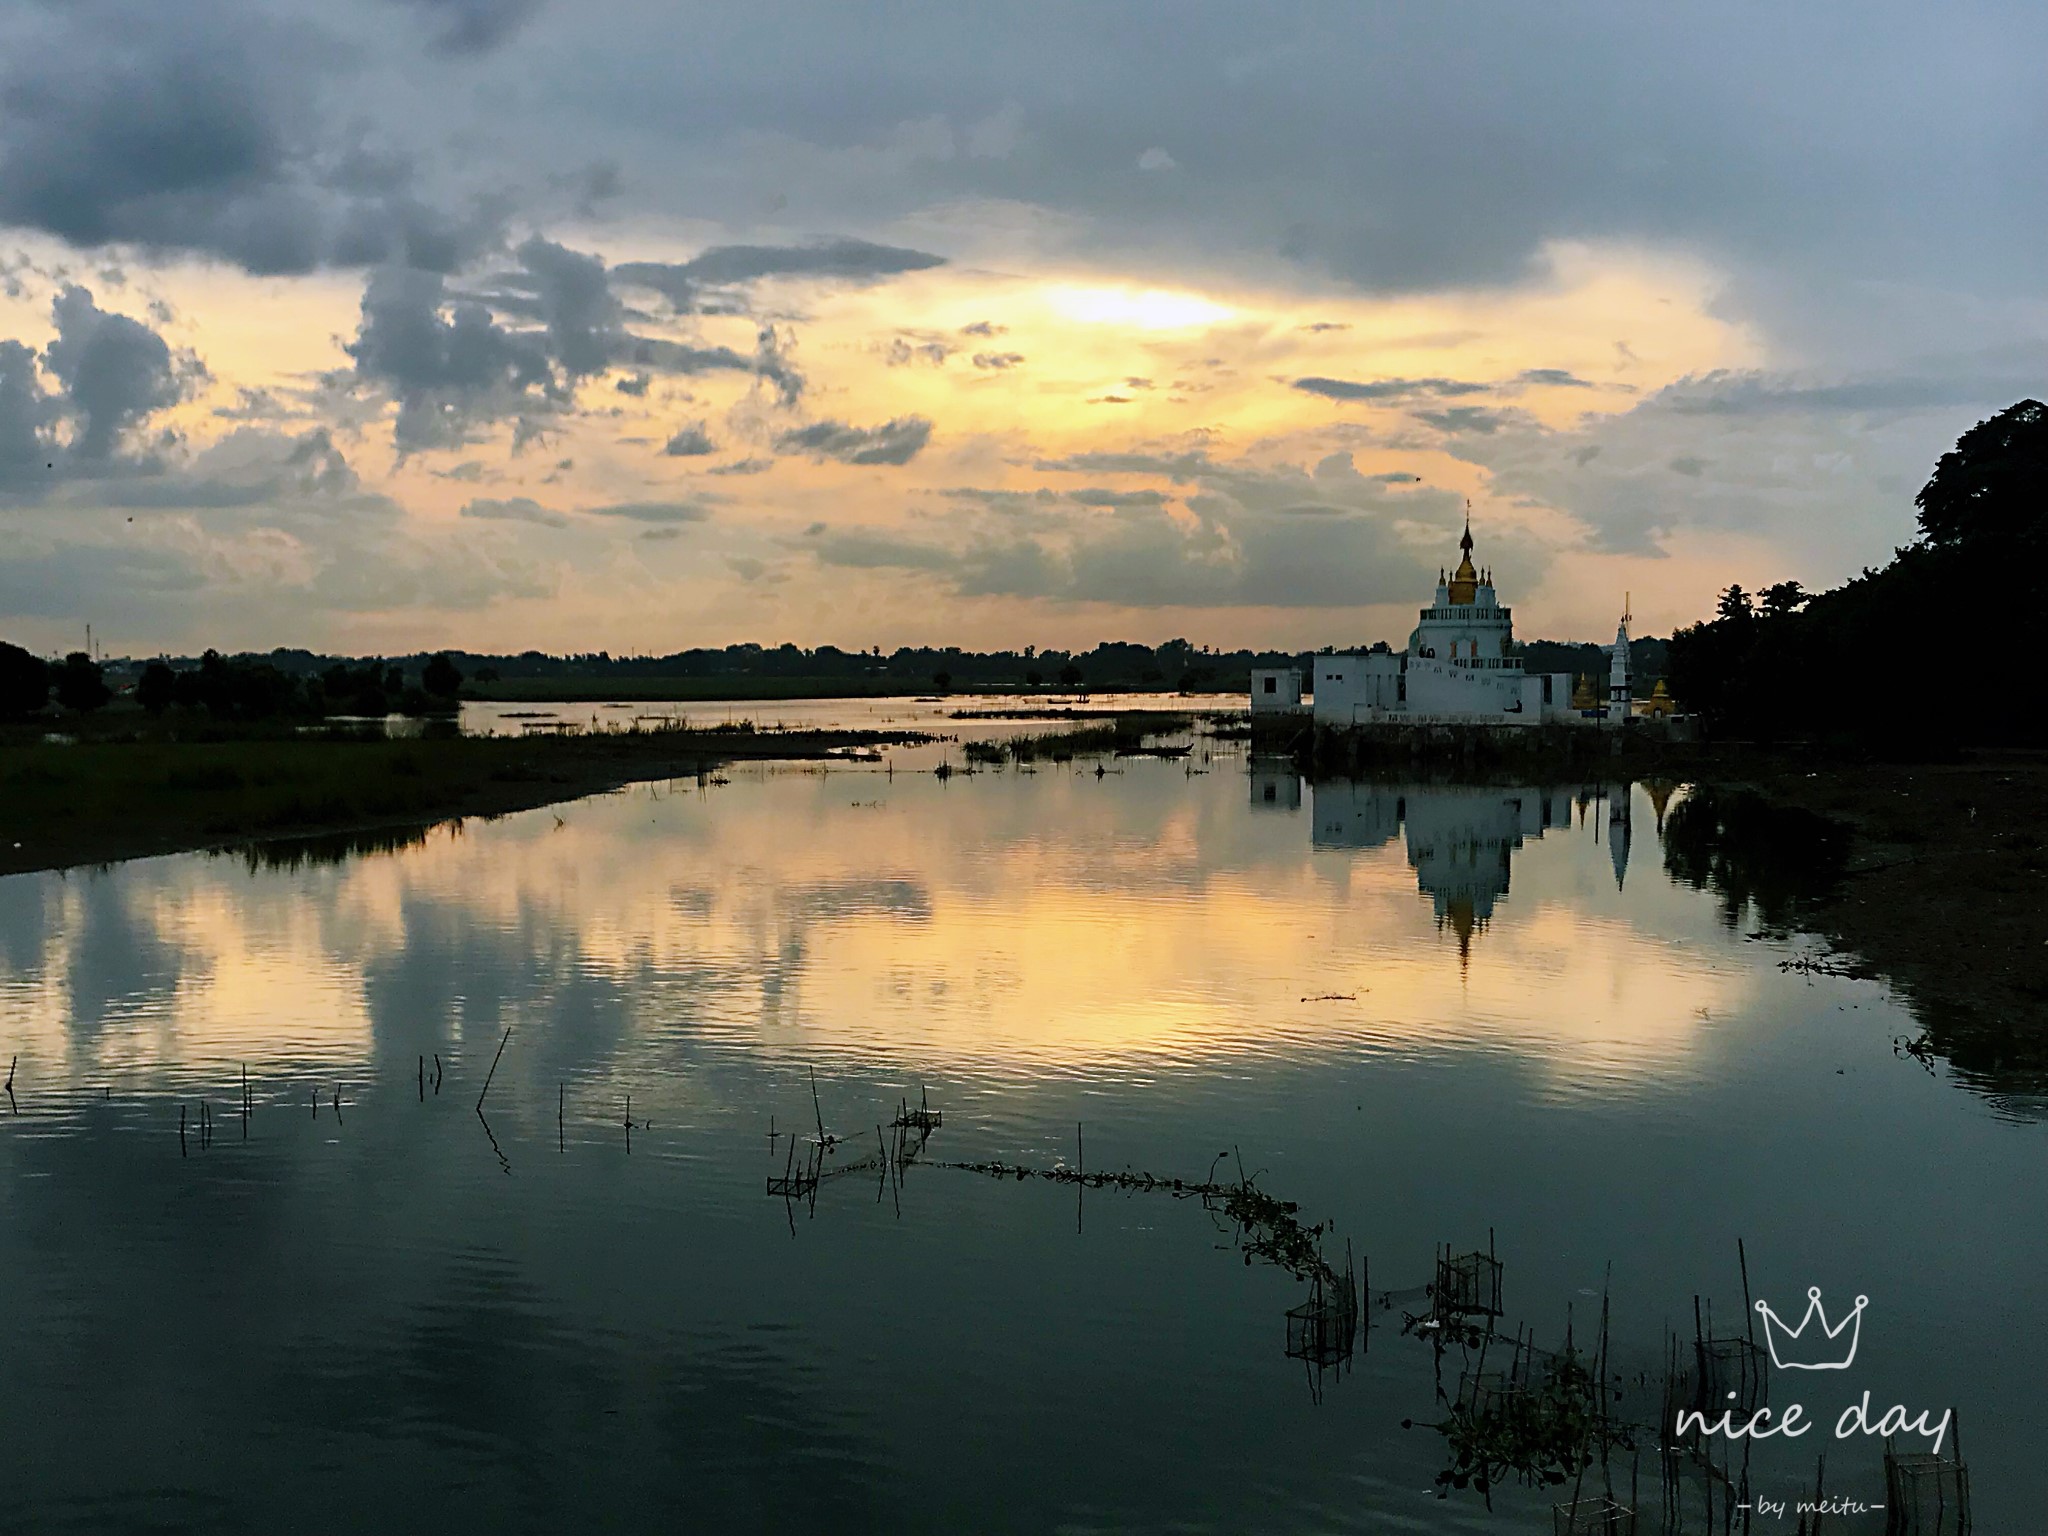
[
  {"xmin": 774, "ymin": 415, "xmax": 932, "ymax": 466},
  {"xmin": 0, "ymin": 4, "xmax": 501, "ymax": 274},
  {"xmin": 1292, "ymin": 375, "xmax": 1489, "ymax": 403}
]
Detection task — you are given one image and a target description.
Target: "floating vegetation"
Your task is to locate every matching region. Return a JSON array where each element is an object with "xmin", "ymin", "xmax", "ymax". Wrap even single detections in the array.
[
  {"xmin": 1780, "ymin": 952, "xmax": 1858, "ymax": 977},
  {"xmin": 1428, "ymin": 1325, "xmax": 1632, "ymax": 1504},
  {"xmin": 973, "ymin": 713, "xmax": 1195, "ymax": 765}
]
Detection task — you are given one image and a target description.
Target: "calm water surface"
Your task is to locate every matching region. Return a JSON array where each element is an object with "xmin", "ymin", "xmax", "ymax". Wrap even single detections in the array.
[{"xmin": 0, "ymin": 756, "xmax": 2040, "ymax": 1533}]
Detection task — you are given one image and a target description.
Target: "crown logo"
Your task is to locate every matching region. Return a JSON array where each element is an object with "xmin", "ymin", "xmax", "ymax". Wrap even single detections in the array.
[{"xmin": 1754, "ymin": 1287, "xmax": 1867, "ymax": 1370}]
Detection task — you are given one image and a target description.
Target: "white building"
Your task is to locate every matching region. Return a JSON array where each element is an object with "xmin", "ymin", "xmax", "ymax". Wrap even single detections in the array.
[
  {"xmin": 1250, "ymin": 667, "xmax": 1305, "ymax": 715},
  {"xmin": 1302, "ymin": 517, "xmax": 1577, "ymax": 727}
]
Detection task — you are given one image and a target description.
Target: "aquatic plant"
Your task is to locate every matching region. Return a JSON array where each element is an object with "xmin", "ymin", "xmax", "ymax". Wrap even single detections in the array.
[{"xmin": 1429, "ymin": 1346, "xmax": 1630, "ymax": 1503}]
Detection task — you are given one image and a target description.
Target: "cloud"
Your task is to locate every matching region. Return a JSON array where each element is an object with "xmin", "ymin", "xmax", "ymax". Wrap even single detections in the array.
[
  {"xmin": 583, "ymin": 499, "xmax": 714, "ymax": 524},
  {"xmin": 0, "ymin": 4, "xmax": 501, "ymax": 274},
  {"xmin": 1516, "ymin": 368, "xmax": 1597, "ymax": 388},
  {"xmin": 1425, "ymin": 359, "xmax": 2036, "ymax": 560},
  {"xmin": 708, "ymin": 456, "xmax": 773, "ymax": 476},
  {"xmin": 775, "ymin": 415, "xmax": 932, "ymax": 466},
  {"xmin": 885, "ymin": 333, "xmax": 953, "ymax": 367},
  {"xmin": 959, "ymin": 321, "xmax": 1005, "ymax": 338},
  {"xmin": 0, "ymin": 286, "xmax": 200, "ymax": 495},
  {"xmin": 342, "ymin": 266, "xmax": 554, "ymax": 452},
  {"xmin": 1136, "ymin": 147, "xmax": 1177, "ymax": 172},
  {"xmin": 972, "ymin": 351, "xmax": 1025, "ymax": 370},
  {"xmin": 44, "ymin": 285, "xmax": 203, "ymax": 463},
  {"xmin": 1415, "ymin": 406, "xmax": 1526, "ymax": 435},
  {"xmin": 0, "ymin": 338, "xmax": 56, "ymax": 494},
  {"xmin": 460, "ymin": 495, "xmax": 567, "ymax": 527},
  {"xmin": 809, "ymin": 529, "xmax": 957, "ymax": 570},
  {"xmin": 662, "ymin": 422, "xmax": 717, "ymax": 457},
  {"xmin": 1292, "ymin": 375, "xmax": 1490, "ymax": 403},
  {"xmin": 339, "ymin": 242, "xmax": 789, "ymax": 451},
  {"xmin": 1033, "ymin": 448, "xmax": 1210, "ymax": 481},
  {"xmin": 613, "ymin": 238, "xmax": 946, "ymax": 312},
  {"xmin": 1068, "ymin": 487, "xmax": 1169, "ymax": 508},
  {"xmin": 801, "ymin": 447, "xmax": 1470, "ymax": 610},
  {"xmin": 387, "ymin": 0, "xmax": 545, "ymax": 55}
]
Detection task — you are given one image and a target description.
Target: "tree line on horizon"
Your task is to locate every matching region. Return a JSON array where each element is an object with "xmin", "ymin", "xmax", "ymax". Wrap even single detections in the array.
[
  {"xmin": 1669, "ymin": 398, "xmax": 2046, "ymax": 747},
  {"xmin": 1, "ymin": 632, "xmax": 1671, "ymax": 721},
  {"xmin": 0, "ymin": 646, "xmax": 466, "ymax": 723}
]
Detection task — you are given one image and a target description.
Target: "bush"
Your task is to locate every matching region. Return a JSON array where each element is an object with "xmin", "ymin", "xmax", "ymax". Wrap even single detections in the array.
[
  {"xmin": 0, "ymin": 641, "xmax": 48, "ymax": 717},
  {"xmin": 53, "ymin": 652, "xmax": 110, "ymax": 713}
]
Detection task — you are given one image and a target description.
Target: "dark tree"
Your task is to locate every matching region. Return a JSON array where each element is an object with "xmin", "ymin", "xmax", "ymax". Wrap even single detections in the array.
[
  {"xmin": 1715, "ymin": 585, "xmax": 1755, "ymax": 623},
  {"xmin": 931, "ymin": 669, "xmax": 952, "ymax": 691},
  {"xmin": 422, "ymin": 652, "xmax": 464, "ymax": 698},
  {"xmin": 137, "ymin": 660, "xmax": 176, "ymax": 714},
  {"xmin": 1057, "ymin": 663, "xmax": 1083, "ymax": 686},
  {"xmin": 53, "ymin": 652, "xmax": 110, "ymax": 713},
  {"xmin": 1916, "ymin": 399, "xmax": 2048, "ymax": 553},
  {"xmin": 1758, "ymin": 581, "xmax": 1807, "ymax": 618},
  {"xmin": 0, "ymin": 641, "xmax": 49, "ymax": 717},
  {"xmin": 1025, "ymin": 668, "xmax": 1043, "ymax": 687}
]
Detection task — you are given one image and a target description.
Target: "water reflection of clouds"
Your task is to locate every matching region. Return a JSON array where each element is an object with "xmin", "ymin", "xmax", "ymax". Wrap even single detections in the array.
[{"xmin": 0, "ymin": 769, "xmax": 1760, "ymax": 1101}]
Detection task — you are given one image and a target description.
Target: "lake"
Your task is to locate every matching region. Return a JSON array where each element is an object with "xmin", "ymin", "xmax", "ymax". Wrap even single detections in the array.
[{"xmin": 0, "ymin": 747, "xmax": 2038, "ymax": 1533}]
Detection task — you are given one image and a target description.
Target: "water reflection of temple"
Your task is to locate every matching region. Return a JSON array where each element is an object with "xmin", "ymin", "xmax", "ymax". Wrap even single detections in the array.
[{"xmin": 1292, "ymin": 779, "xmax": 1581, "ymax": 963}]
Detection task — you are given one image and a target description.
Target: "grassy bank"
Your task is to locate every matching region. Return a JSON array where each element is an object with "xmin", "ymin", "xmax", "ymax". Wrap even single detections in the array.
[{"xmin": 0, "ymin": 724, "xmax": 933, "ymax": 877}]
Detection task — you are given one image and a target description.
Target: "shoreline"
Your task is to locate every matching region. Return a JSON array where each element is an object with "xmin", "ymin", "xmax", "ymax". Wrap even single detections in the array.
[{"xmin": 0, "ymin": 727, "xmax": 937, "ymax": 879}]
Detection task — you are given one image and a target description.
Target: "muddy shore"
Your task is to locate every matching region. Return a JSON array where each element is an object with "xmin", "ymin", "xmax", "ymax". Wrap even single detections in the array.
[{"xmin": 1707, "ymin": 750, "xmax": 2048, "ymax": 1100}]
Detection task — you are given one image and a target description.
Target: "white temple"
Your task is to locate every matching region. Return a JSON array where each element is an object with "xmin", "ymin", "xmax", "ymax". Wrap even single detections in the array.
[{"xmin": 1305, "ymin": 514, "xmax": 1577, "ymax": 727}]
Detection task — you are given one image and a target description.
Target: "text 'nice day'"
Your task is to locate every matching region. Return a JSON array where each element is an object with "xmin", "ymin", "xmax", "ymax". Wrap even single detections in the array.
[{"xmin": 1676, "ymin": 1392, "xmax": 1950, "ymax": 1454}]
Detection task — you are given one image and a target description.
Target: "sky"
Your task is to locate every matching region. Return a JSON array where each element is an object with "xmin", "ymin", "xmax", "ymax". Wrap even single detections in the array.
[{"xmin": 0, "ymin": 0, "xmax": 2039, "ymax": 657}]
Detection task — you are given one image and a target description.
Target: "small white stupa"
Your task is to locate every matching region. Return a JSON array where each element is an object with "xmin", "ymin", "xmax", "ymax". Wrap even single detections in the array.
[{"xmin": 1608, "ymin": 594, "xmax": 1633, "ymax": 719}]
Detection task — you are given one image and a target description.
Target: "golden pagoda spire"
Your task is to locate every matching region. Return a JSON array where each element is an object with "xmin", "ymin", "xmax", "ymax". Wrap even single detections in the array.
[{"xmin": 1447, "ymin": 502, "xmax": 1479, "ymax": 604}]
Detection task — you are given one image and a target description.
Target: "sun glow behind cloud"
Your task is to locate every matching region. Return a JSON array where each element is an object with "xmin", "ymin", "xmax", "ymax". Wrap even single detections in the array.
[{"xmin": 1042, "ymin": 284, "xmax": 1238, "ymax": 331}]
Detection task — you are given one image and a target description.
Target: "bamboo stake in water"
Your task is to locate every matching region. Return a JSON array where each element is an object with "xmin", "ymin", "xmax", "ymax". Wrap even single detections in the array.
[{"xmin": 476, "ymin": 1027, "xmax": 512, "ymax": 1112}]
